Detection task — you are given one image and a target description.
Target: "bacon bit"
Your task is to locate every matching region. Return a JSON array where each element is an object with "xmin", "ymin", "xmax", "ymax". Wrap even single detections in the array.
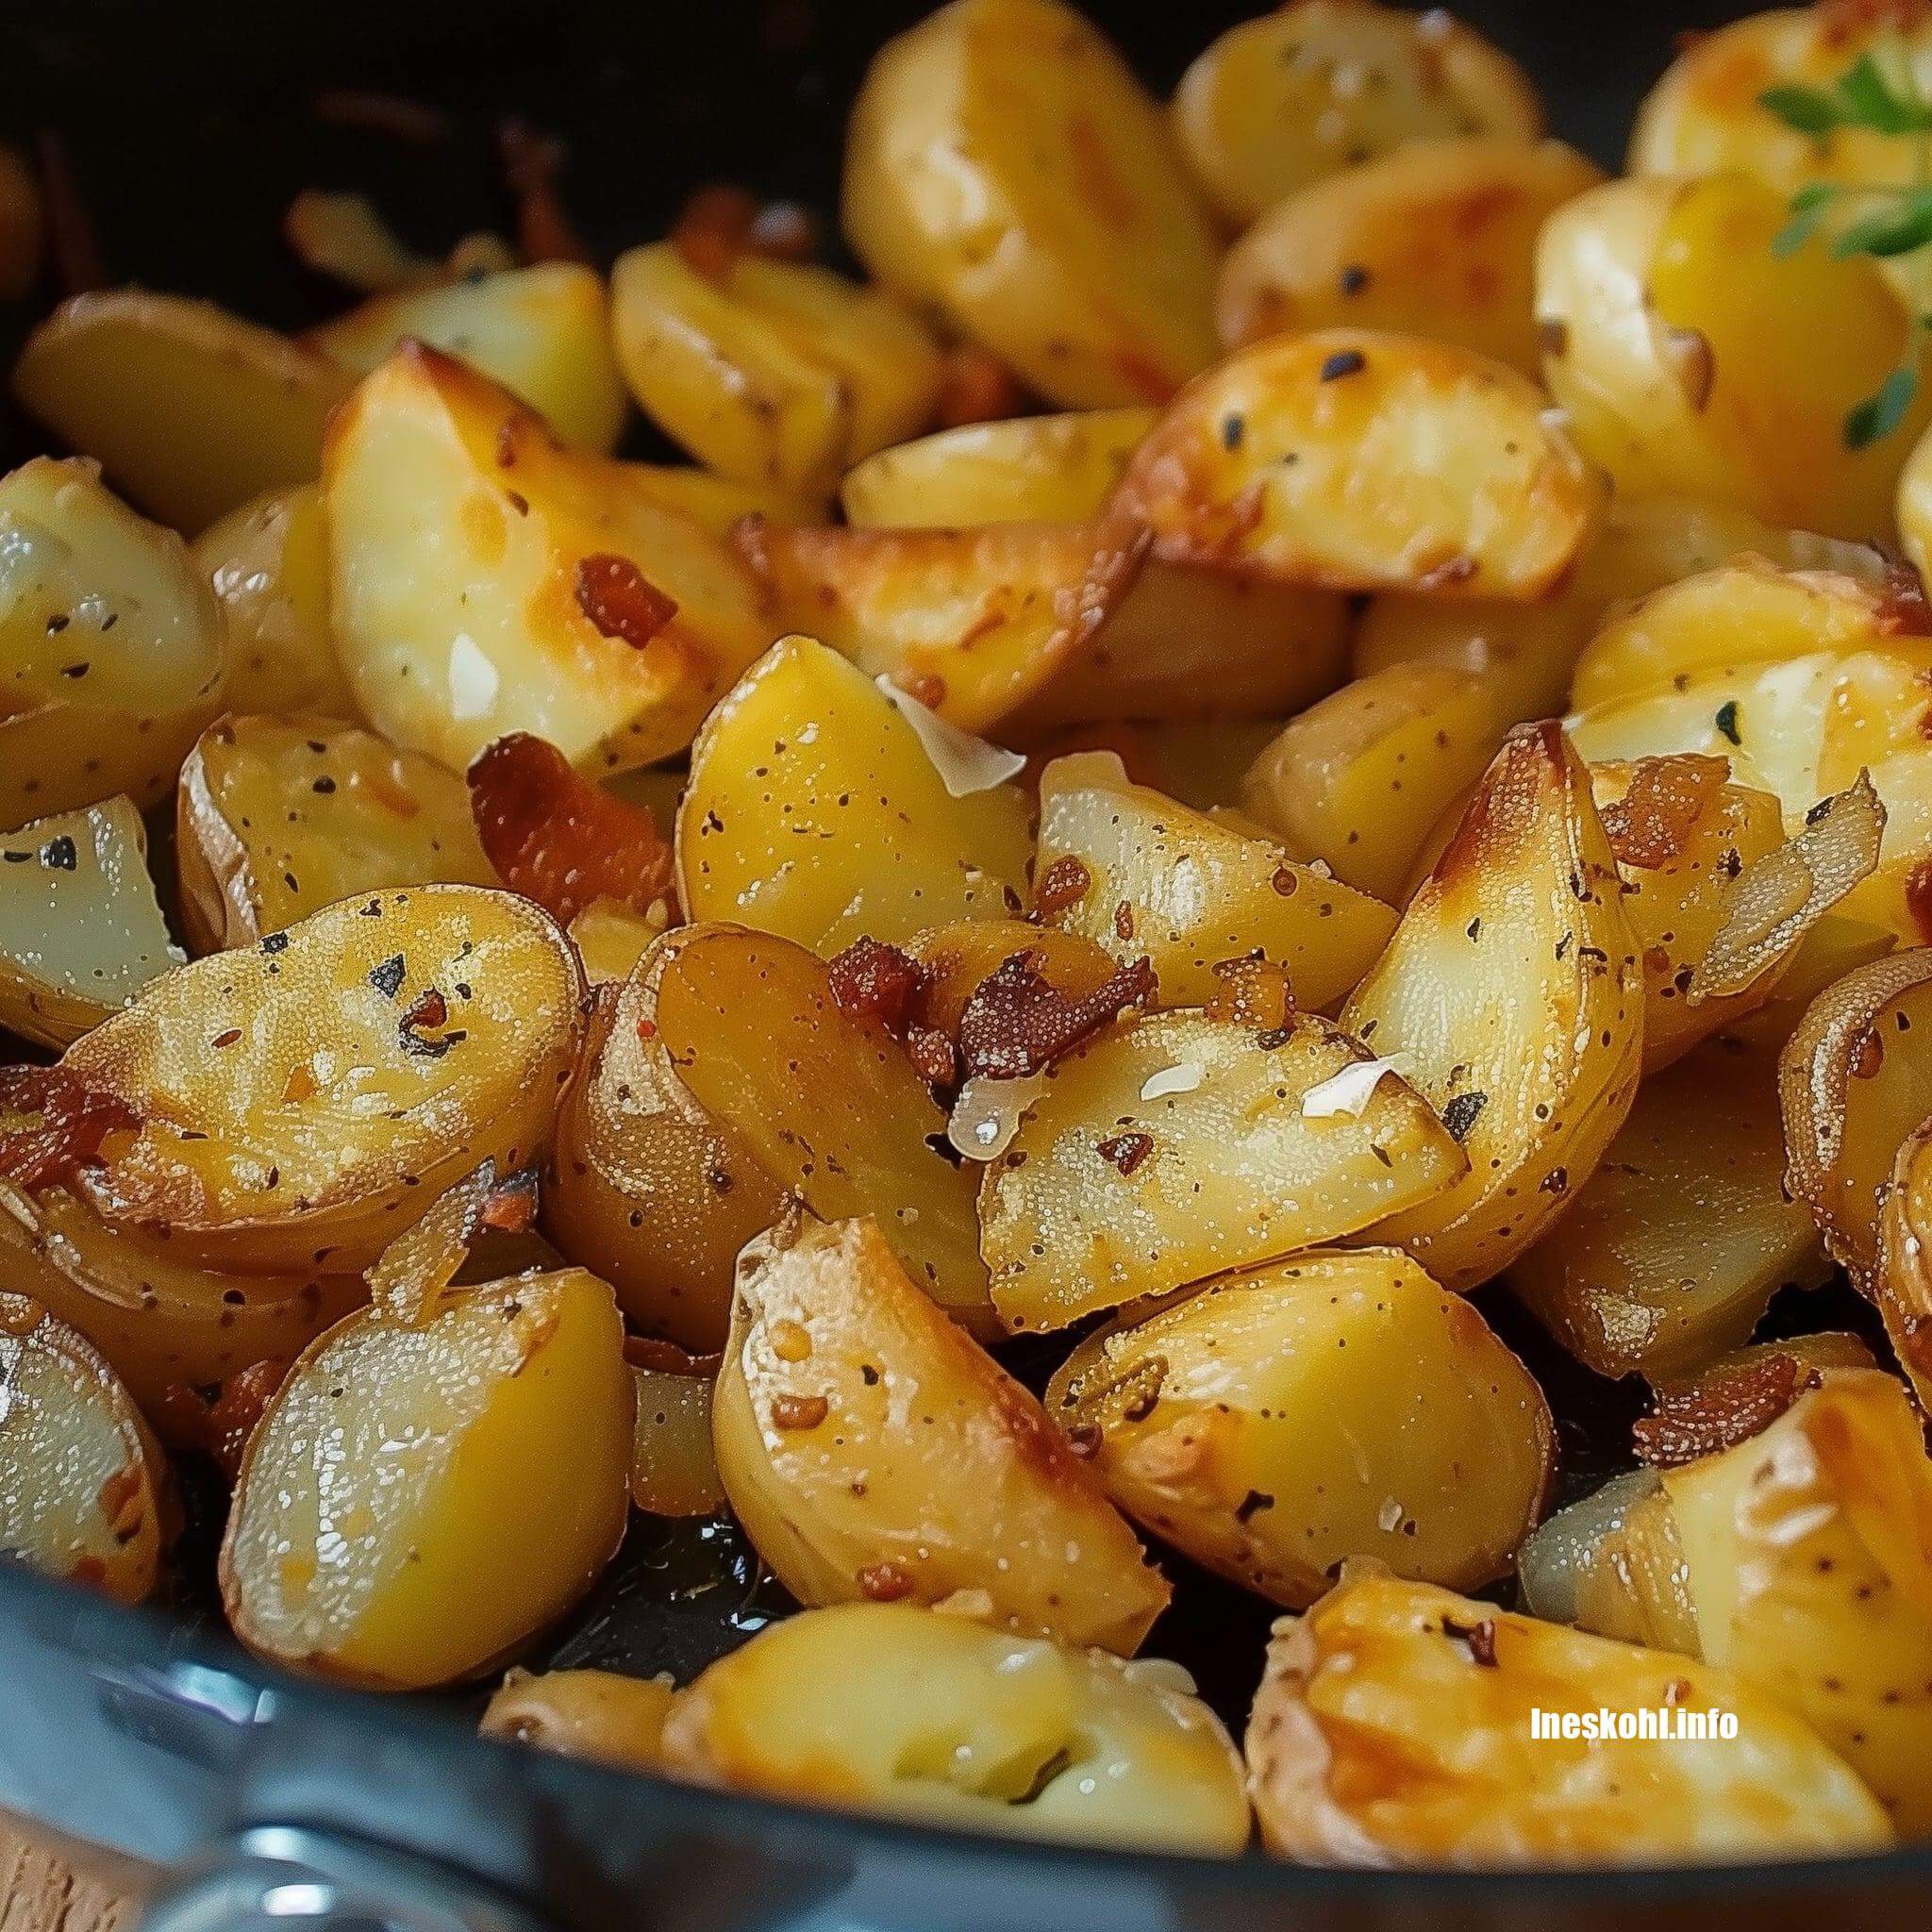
[
  {"xmin": 672, "ymin": 182, "xmax": 758, "ymax": 281},
  {"xmin": 770, "ymin": 1391, "xmax": 829, "ymax": 1431},
  {"xmin": 1633, "ymin": 1351, "xmax": 1806, "ymax": 1468},
  {"xmin": 1876, "ymin": 551, "xmax": 1932, "ymax": 637},
  {"xmin": 313, "ymin": 89, "xmax": 453, "ymax": 143},
  {"xmin": 1096, "ymin": 1129, "xmax": 1153, "ymax": 1176},
  {"xmin": 857, "ymin": 1560, "xmax": 916, "ymax": 1603},
  {"xmin": 478, "ymin": 1171, "xmax": 539, "ymax": 1234},
  {"xmin": 1034, "ymin": 855, "xmax": 1092, "ymax": 917},
  {"xmin": 0, "ymin": 1066, "xmax": 137, "ymax": 1191},
  {"xmin": 906, "ymin": 1023, "xmax": 959, "ymax": 1088},
  {"xmin": 1206, "ymin": 957, "xmax": 1294, "ymax": 1032},
  {"xmin": 468, "ymin": 731, "xmax": 675, "ymax": 927},
  {"xmin": 935, "ymin": 342, "xmax": 1029, "ymax": 428},
  {"xmin": 958, "ymin": 952, "xmax": 1154, "ymax": 1080},
  {"xmin": 157, "ymin": 1359, "xmax": 291, "ymax": 1482},
  {"xmin": 1601, "ymin": 754, "xmax": 1729, "ymax": 871},
  {"xmin": 496, "ymin": 117, "xmax": 591, "ymax": 265},
  {"xmin": 574, "ymin": 553, "xmax": 679, "ymax": 650},
  {"xmin": 34, "ymin": 131, "xmax": 103, "ymax": 296},
  {"xmin": 826, "ymin": 937, "xmax": 928, "ymax": 1035}
]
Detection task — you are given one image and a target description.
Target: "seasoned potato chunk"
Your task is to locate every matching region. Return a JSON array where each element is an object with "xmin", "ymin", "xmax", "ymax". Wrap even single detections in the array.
[
  {"xmin": 12, "ymin": 291, "xmax": 351, "ymax": 534},
  {"xmin": 664, "ymin": 1602, "xmax": 1250, "ymax": 1853},
  {"xmin": 481, "ymin": 1667, "xmax": 675, "ymax": 1769},
  {"xmin": 222, "ymin": 1268, "xmax": 631, "ymax": 1688},
  {"xmin": 19, "ymin": 885, "xmax": 581, "ymax": 1273},
  {"xmin": 843, "ymin": 0, "xmax": 1222, "ymax": 408},
  {"xmin": 0, "ymin": 457, "xmax": 226, "ymax": 825},
  {"xmin": 1536, "ymin": 174, "xmax": 1930, "ymax": 540},
  {"xmin": 1035, "ymin": 751, "xmax": 1394, "ymax": 1008},
  {"xmin": 676, "ymin": 636, "xmax": 1031, "ymax": 955},
  {"xmin": 0, "ymin": 798, "xmax": 183, "ymax": 1049},
  {"xmin": 1246, "ymin": 1566, "xmax": 1892, "ymax": 1865},
  {"xmin": 324, "ymin": 343, "xmax": 770, "ymax": 776},
  {"xmin": 176, "ymin": 715, "xmax": 493, "ymax": 952},
  {"xmin": 1114, "ymin": 329, "xmax": 1601, "ymax": 598},
  {"xmin": 1217, "ymin": 138, "xmax": 1602, "ymax": 375},
  {"xmin": 1342, "ymin": 724, "xmax": 1645, "ymax": 1291},
  {"xmin": 717, "ymin": 1215, "xmax": 1169, "ymax": 1651},
  {"xmin": 610, "ymin": 243, "xmax": 941, "ymax": 497},
  {"xmin": 308, "ymin": 262, "xmax": 628, "ymax": 453},
  {"xmin": 1046, "ymin": 1247, "xmax": 1550, "ymax": 1607},
  {"xmin": 1518, "ymin": 1469, "xmax": 1699, "ymax": 1656},
  {"xmin": 1172, "ymin": 2, "xmax": 1542, "ymax": 227},
  {"xmin": 980, "ymin": 1008, "xmax": 1467, "ymax": 1333},
  {"xmin": 0, "ymin": 1291, "xmax": 169, "ymax": 1603}
]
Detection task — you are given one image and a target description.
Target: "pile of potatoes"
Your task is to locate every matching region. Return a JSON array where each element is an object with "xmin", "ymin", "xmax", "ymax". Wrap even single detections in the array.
[{"xmin": 11, "ymin": 0, "xmax": 1932, "ymax": 1872}]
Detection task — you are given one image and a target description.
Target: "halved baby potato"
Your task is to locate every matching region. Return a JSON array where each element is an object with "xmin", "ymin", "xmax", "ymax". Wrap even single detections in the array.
[
  {"xmin": 843, "ymin": 0, "xmax": 1222, "ymax": 408},
  {"xmin": 222, "ymin": 1267, "xmax": 632, "ymax": 1689},
  {"xmin": 12, "ymin": 290, "xmax": 351, "ymax": 534},
  {"xmin": 0, "ymin": 457, "xmax": 227, "ymax": 826},
  {"xmin": 176, "ymin": 715, "xmax": 494, "ymax": 952},
  {"xmin": 663, "ymin": 1601, "xmax": 1251, "ymax": 1854},
  {"xmin": 1046, "ymin": 1246, "xmax": 1551, "ymax": 1608},
  {"xmin": 481, "ymin": 1667, "xmax": 676, "ymax": 1770},
  {"xmin": 716, "ymin": 1214, "xmax": 1170, "ymax": 1651},
  {"xmin": 0, "ymin": 797, "xmax": 183, "ymax": 1049}
]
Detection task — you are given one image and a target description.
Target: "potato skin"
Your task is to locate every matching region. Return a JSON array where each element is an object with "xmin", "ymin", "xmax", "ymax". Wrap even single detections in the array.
[
  {"xmin": 1047, "ymin": 1247, "xmax": 1552, "ymax": 1607},
  {"xmin": 481, "ymin": 1667, "xmax": 675, "ymax": 1769}
]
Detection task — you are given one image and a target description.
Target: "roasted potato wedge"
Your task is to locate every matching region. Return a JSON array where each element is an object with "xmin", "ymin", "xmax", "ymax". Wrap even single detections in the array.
[
  {"xmin": 12, "ymin": 291, "xmax": 351, "ymax": 534},
  {"xmin": 1034, "ymin": 750, "xmax": 1395, "ymax": 1009},
  {"xmin": 1341, "ymin": 724, "xmax": 1645, "ymax": 1291},
  {"xmin": 1046, "ymin": 1247, "xmax": 1551, "ymax": 1608},
  {"xmin": 0, "ymin": 1291, "xmax": 169, "ymax": 1603},
  {"xmin": 843, "ymin": 0, "xmax": 1222, "ymax": 408},
  {"xmin": 1518, "ymin": 1468, "xmax": 1699, "ymax": 1655},
  {"xmin": 222, "ymin": 1268, "xmax": 631, "ymax": 1688},
  {"xmin": 1536, "ymin": 173, "xmax": 1930, "ymax": 540},
  {"xmin": 0, "ymin": 797, "xmax": 183, "ymax": 1049},
  {"xmin": 1172, "ymin": 1, "xmax": 1543, "ymax": 228},
  {"xmin": 664, "ymin": 1601, "xmax": 1250, "ymax": 1853},
  {"xmin": 1246, "ymin": 1565, "xmax": 1892, "ymax": 1865},
  {"xmin": 20, "ymin": 885, "xmax": 580, "ymax": 1273},
  {"xmin": 980, "ymin": 1008, "xmax": 1467, "ymax": 1333},
  {"xmin": 308, "ymin": 262, "xmax": 629, "ymax": 453},
  {"xmin": 717, "ymin": 1214, "xmax": 1169, "ymax": 1650},
  {"xmin": 676, "ymin": 635, "xmax": 1031, "ymax": 955},
  {"xmin": 481, "ymin": 1667, "xmax": 675, "ymax": 1770},
  {"xmin": 1217, "ymin": 137, "xmax": 1602, "ymax": 375},
  {"xmin": 323, "ymin": 342, "xmax": 771, "ymax": 775},
  {"xmin": 0, "ymin": 457, "xmax": 227, "ymax": 826},
  {"xmin": 1112, "ymin": 329, "xmax": 1602, "ymax": 598},
  {"xmin": 176, "ymin": 715, "xmax": 493, "ymax": 952}
]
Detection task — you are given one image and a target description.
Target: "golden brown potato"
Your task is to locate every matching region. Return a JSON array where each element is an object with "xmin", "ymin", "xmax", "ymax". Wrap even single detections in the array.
[
  {"xmin": 716, "ymin": 1214, "xmax": 1169, "ymax": 1651},
  {"xmin": 1113, "ymin": 329, "xmax": 1603, "ymax": 598},
  {"xmin": 175, "ymin": 714, "xmax": 493, "ymax": 952},
  {"xmin": 1016, "ymin": 718, "xmax": 1291, "ymax": 813},
  {"xmin": 1046, "ymin": 1247, "xmax": 1550, "ymax": 1608},
  {"xmin": 0, "ymin": 457, "xmax": 227, "ymax": 826},
  {"xmin": 1880, "ymin": 1116, "xmax": 1932, "ymax": 1408},
  {"xmin": 663, "ymin": 1601, "xmax": 1250, "ymax": 1853},
  {"xmin": 979, "ymin": 1008, "xmax": 1467, "ymax": 1333},
  {"xmin": 676, "ymin": 635, "xmax": 1032, "ymax": 956},
  {"xmin": 0, "ymin": 1291, "xmax": 170, "ymax": 1603},
  {"xmin": 843, "ymin": 0, "xmax": 1222, "ymax": 409},
  {"xmin": 1217, "ymin": 138, "xmax": 1602, "ymax": 375},
  {"xmin": 1034, "ymin": 750, "xmax": 1394, "ymax": 1009},
  {"xmin": 1245, "ymin": 1565, "xmax": 1892, "ymax": 1865},
  {"xmin": 610, "ymin": 243, "xmax": 941, "ymax": 497},
  {"xmin": 565, "ymin": 901, "xmax": 660, "ymax": 988},
  {"xmin": 1518, "ymin": 1469, "xmax": 1699, "ymax": 1655},
  {"xmin": 12, "ymin": 291, "xmax": 352, "ymax": 534},
  {"xmin": 1536, "ymin": 173, "xmax": 1930, "ymax": 540},
  {"xmin": 23, "ymin": 885, "xmax": 580, "ymax": 1274},
  {"xmin": 629, "ymin": 1361, "xmax": 724, "ymax": 1519},
  {"xmin": 1172, "ymin": 1, "xmax": 1543, "ymax": 228},
  {"xmin": 1509, "ymin": 1031, "xmax": 1829, "ymax": 1381},
  {"xmin": 222, "ymin": 1268, "xmax": 631, "ymax": 1688},
  {"xmin": 0, "ymin": 797, "xmax": 183, "ymax": 1049},
  {"xmin": 1341, "ymin": 724, "xmax": 1645, "ymax": 1291},
  {"xmin": 308, "ymin": 262, "xmax": 629, "ymax": 453},
  {"xmin": 323, "ymin": 342, "xmax": 771, "ymax": 776},
  {"xmin": 481, "ymin": 1667, "xmax": 675, "ymax": 1770}
]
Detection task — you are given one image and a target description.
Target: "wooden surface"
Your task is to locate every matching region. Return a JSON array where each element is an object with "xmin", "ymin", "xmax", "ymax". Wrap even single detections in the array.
[{"xmin": 0, "ymin": 1822, "xmax": 135, "ymax": 1932}]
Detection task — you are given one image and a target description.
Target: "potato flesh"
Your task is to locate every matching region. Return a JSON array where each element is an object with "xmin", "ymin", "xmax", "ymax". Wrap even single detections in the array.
[
  {"xmin": 1245, "ymin": 1566, "xmax": 1892, "ymax": 1866},
  {"xmin": 0, "ymin": 797, "xmax": 183, "ymax": 1049},
  {"xmin": 676, "ymin": 635, "xmax": 1031, "ymax": 956},
  {"xmin": 1046, "ymin": 1247, "xmax": 1551, "ymax": 1607},
  {"xmin": 56, "ymin": 885, "xmax": 582, "ymax": 1273},
  {"xmin": 481, "ymin": 1667, "xmax": 675, "ymax": 1770},
  {"xmin": 715, "ymin": 1216, "xmax": 1169, "ymax": 1651},
  {"xmin": 630, "ymin": 1365, "xmax": 724, "ymax": 1518},
  {"xmin": 175, "ymin": 714, "xmax": 494, "ymax": 952},
  {"xmin": 222, "ymin": 1269, "xmax": 631, "ymax": 1688},
  {"xmin": 1517, "ymin": 1469, "xmax": 1699, "ymax": 1654},
  {"xmin": 0, "ymin": 1291, "xmax": 165, "ymax": 1603},
  {"xmin": 979, "ymin": 1008, "xmax": 1467, "ymax": 1333},
  {"xmin": 664, "ymin": 1601, "xmax": 1250, "ymax": 1854},
  {"xmin": 1035, "ymin": 751, "xmax": 1394, "ymax": 1009},
  {"xmin": 842, "ymin": 0, "xmax": 1222, "ymax": 409},
  {"xmin": 0, "ymin": 457, "xmax": 226, "ymax": 825}
]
